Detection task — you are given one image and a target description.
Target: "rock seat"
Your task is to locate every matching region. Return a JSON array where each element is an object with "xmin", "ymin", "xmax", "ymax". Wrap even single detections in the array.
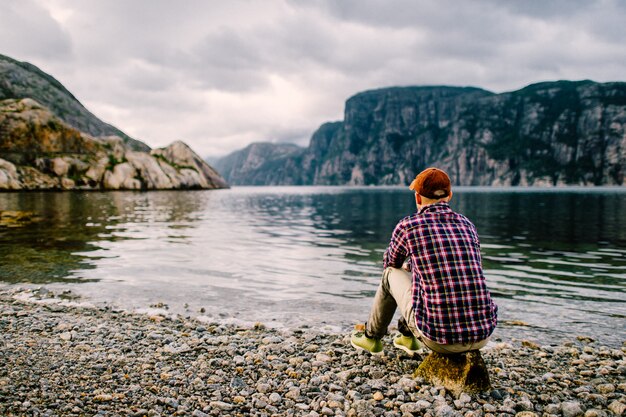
[{"xmin": 415, "ymin": 350, "xmax": 491, "ymax": 396}]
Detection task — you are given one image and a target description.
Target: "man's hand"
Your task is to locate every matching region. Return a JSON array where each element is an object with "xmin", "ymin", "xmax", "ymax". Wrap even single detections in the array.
[{"xmin": 402, "ymin": 259, "xmax": 411, "ymax": 272}]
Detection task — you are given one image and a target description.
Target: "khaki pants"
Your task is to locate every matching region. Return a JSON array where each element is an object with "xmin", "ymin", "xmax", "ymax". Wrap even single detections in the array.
[{"xmin": 366, "ymin": 267, "xmax": 489, "ymax": 354}]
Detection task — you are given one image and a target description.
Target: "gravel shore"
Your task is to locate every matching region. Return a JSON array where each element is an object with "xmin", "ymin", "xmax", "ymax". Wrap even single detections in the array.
[{"xmin": 1, "ymin": 287, "xmax": 624, "ymax": 417}]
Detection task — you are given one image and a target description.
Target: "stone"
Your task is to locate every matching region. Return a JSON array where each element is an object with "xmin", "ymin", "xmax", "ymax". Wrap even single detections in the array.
[
  {"xmin": 608, "ymin": 401, "xmax": 626, "ymax": 416},
  {"xmin": 320, "ymin": 406, "xmax": 334, "ymax": 415},
  {"xmin": 269, "ymin": 392, "xmax": 282, "ymax": 404},
  {"xmin": 0, "ymin": 158, "xmax": 21, "ymax": 189},
  {"xmin": 544, "ymin": 403, "xmax": 561, "ymax": 414},
  {"xmin": 256, "ymin": 383, "xmax": 271, "ymax": 393},
  {"xmin": 103, "ymin": 162, "xmax": 140, "ymax": 190},
  {"xmin": 561, "ymin": 401, "xmax": 584, "ymax": 417},
  {"xmin": 415, "ymin": 351, "xmax": 491, "ymax": 396},
  {"xmin": 60, "ymin": 177, "xmax": 75, "ymax": 189},
  {"xmin": 483, "ymin": 404, "xmax": 497, "ymax": 413},
  {"xmin": 51, "ymin": 157, "xmax": 69, "ymax": 177},
  {"xmin": 521, "ymin": 340, "xmax": 540, "ymax": 350},
  {"xmin": 516, "ymin": 396, "xmax": 534, "ymax": 411},
  {"xmin": 435, "ymin": 404, "xmax": 459, "ymax": 417},
  {"xmin": 285, "ymin": 387, "xmax": 301, "ymax": 400},
  {"xmin": 595, "ymin": 383, "xmax": 615, "ymax": 394},
  {"xmin": 584, "ymin": 410, "xmax": 607, "ymax": 417},
  {"xmin": 209, "ymin": 401, "xmax": 233, "ymax": 411},
  {"xmin": 400, "ymin": 402, "xmax": 425, "ymax": 413}
]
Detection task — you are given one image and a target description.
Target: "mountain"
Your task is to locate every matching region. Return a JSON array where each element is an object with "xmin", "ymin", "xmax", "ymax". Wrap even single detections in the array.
[
  {"xmin": 216, "ymin": 82, "xmax": 626, "ymax": 186},
  {"xmin": 212, "ymin": 142, "xmax": 306, "ymax": 185},
  {"xmin": 0, "ymin": 53, "xmax": 149, "ymax": 152},
  {"xmin": 0, "ymin": 55, "xmax": 228, "ymax": 191}
]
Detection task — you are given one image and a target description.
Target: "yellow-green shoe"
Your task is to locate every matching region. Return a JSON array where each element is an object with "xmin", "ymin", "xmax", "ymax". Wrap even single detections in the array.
[
  {"xmin": 393, "ymin": 334, "xmax": 421, "ymax": 354},
  {"xmin": 350, "ymin": 330, "xmax": 384, "ymax": 355}
]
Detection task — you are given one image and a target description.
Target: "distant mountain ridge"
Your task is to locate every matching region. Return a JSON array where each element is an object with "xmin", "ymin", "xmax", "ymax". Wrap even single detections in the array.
[{"xmin": 214, "ymin": 81, "xmax": 626, "ymax": 186}]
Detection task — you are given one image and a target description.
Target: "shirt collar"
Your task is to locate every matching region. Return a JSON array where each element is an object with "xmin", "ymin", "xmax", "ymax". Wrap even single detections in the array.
[{"xmin": 418, "ymin": 201, "xmax": 452, "ymax": 215}]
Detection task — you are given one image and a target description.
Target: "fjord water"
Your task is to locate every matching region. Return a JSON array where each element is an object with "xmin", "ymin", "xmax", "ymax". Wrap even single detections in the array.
[{"xmin": 1, "ymin": 187, "xmax": 624, "ymax": 346}]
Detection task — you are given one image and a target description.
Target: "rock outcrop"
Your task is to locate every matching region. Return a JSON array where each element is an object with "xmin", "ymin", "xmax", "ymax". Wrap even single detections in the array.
[
  {"xmin": 216, "ymin": 81, "xmax": 626, "ymax": 186},
  {"xmin": 0, "ymin": 54, "xmax": 149, "ymax": 152},
  {"xmin": 0, "ymin": 98, "xmax": 228, "ymax": 191}
]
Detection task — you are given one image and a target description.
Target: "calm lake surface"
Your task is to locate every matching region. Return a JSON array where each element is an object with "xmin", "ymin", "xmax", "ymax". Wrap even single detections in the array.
[{"xmin": 1, "ymin": 187, "xmax": 625, "ymax": 346}]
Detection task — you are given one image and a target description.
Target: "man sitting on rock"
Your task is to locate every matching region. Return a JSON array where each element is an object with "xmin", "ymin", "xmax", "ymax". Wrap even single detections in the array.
[{"xmin": 351, "ymin": 167, "xmax": 498, "ymax": 355}]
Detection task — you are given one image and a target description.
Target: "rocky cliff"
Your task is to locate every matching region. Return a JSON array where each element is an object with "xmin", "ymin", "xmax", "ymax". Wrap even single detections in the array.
[
  {"xmin": 217, "ymin": 82, "xmax": 626, "ymax": 186},
  {"xmin": 0, "ymin": 98, "xmax": 228, "ymax": 190},
  {"xmin": 0, "ymin": 54, "xmax": 228, "ymax": 191},
  {"xmin": 0, "ymin": 54, "xmax": 149, "ymax": 152}
]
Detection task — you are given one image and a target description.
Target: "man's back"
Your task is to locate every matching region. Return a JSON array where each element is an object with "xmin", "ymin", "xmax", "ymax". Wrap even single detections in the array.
[{"xmin": 384, "ymin": 202, "xmax": 498, "ymax": 345}]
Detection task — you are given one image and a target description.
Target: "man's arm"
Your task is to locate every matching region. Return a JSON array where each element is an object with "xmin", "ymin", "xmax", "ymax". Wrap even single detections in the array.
[{"xmin": 383, "ymin": 220, "xmax": 409, "ymax": 269}]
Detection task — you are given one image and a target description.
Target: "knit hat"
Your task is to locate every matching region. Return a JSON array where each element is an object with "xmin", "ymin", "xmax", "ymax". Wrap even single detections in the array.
[{"xmin": 409, "ymin": 168, "xmax": 451, "ymax": 199}]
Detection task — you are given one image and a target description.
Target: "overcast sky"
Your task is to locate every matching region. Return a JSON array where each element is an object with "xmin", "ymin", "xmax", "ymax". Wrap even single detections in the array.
[{"xmin": 1, "ymin": 0, "xmax": 625, "ymax": 158}]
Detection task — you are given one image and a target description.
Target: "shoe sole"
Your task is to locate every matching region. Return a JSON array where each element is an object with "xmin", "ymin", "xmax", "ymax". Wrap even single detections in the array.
[
  {"xmin": 393, "ymin": 340, "xmax": 420, "ymax": 355},
  {"xmin": 351, "ymin": 340, "xmax": 384, "ymax": 356}
]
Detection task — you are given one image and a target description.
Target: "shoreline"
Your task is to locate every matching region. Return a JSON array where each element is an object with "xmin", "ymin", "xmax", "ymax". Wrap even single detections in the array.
[{"xmin": 1, "ymin": 288, "xmax": 624, "ymax": 417}]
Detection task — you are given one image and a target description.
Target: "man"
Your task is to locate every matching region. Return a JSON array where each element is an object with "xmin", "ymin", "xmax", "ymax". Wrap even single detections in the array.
[{"xmin": 351, "ymin": 167, "xmax": 497, "ymax": 355}]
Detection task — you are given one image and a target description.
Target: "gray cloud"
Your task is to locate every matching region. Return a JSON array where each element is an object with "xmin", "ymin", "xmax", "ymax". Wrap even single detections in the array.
[
  {"xmin": 0, "ymin": 1, "xmax": 72, "ymax": 60},
  {"xmin": 0, "ymin": 0, "xmax": 624, "ymax": 158}
]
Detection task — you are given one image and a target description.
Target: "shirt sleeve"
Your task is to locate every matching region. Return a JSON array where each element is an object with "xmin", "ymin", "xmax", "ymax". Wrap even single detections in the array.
[{"xmin": 383, "ymin": 219, "xmax": 409, "ymax": 269}]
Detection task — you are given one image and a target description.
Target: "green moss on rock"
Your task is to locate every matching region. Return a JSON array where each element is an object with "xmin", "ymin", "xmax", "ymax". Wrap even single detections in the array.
[{"xmin": 415, "ymin": 351, "xmax": 491, "ymax": 396}]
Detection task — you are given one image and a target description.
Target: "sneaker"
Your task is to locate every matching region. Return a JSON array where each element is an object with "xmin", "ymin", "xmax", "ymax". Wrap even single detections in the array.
[
  {"xmin": 393, "ymin": 334, "xmax": 421, "ymax": 354},
  {"xmin": 350, "ymin": 330, "xmax": 384, "ymax": 355}
]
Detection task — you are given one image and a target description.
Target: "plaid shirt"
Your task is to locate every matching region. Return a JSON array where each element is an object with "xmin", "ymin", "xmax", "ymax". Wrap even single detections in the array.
[{"xmin": 383, "ymin": 202, "xmax": 497, "ymax": 344}]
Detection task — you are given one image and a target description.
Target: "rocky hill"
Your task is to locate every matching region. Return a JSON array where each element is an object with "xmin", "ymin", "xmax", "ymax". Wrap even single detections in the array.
[
  {"xmin": 0, "ymin": 98, "xmax": 228, "ymax": 190},
  {"xmin": 0, "ymin": 54, "xmax": 149, "ymax": 152},
  {"xmin": 216, "ymin": 82, "xmax": 626, "ymax": 186},
  {"xmin": 0, "ymin": 55, "xmax": 228, "ymax": 191}
]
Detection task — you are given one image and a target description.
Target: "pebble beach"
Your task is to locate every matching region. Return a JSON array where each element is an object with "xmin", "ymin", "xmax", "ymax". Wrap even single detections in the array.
[{"xmin": 1, "ymin": 287, "xmax": 624, "ymax": 417}]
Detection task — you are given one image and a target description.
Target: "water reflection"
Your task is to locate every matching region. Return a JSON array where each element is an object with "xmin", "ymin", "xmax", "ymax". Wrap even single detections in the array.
[
  {"xmin": 0, "ymin": 187, "xmax": 624, "ymax": 345},
  {"xmin": 0, "ymin": 191, "xmax": 212, "ymax": 282}
]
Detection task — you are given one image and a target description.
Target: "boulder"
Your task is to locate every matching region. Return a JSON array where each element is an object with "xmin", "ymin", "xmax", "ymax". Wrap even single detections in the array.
[
  {"xmin": 103, "ymin": 162, "xmax": 140, "ymax": 190},
  {"xmin": 0, "ymin": 158, "xmax": 21, "ymax": 189},
  {"xmin": 60, "ymin": 177, "xmax": 75, "ymax": 189},
  {"xmin": 415, "ymin": 351, "xmax": 491, "ymax": 396},
  {"xmin": 84, "ymin": 156, "xmax": 109, "ymax": 184},
  {"xmin": 51, "ymin": 157, "xmax": 69, "ymax": 176}
]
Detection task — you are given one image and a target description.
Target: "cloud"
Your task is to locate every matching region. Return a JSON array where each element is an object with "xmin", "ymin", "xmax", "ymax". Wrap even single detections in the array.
[
  {"xmin": 0, "ymin": 0, "xmax": 624, "ymax": 158},
  {"xmin": 0, "ymin": 1, "xmax": 72, "ymax": 61}
]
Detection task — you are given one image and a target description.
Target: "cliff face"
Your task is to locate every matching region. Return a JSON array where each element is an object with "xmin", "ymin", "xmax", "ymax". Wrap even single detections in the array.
[
  {"xmin": 0, "ymin": 98, "xmax": 228, "ymax": 191},
  {"xmin": 217, "ymin": 82, "xmax": 626, "ymax": 186},
  {"xmin": 0, "ymin": 54, "xmax": 149, "ymax": 152}
]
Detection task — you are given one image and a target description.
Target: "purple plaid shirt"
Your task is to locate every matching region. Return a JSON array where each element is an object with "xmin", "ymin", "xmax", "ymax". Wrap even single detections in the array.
[{"xmin": 383, "ymin": 202, "xmax": 497, "ymax": 344}]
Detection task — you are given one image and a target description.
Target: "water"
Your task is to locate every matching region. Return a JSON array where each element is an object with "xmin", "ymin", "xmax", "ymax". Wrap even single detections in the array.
[{"xmin": 1, "ymin": 187, "xmax": 625, "ymax": 346}]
